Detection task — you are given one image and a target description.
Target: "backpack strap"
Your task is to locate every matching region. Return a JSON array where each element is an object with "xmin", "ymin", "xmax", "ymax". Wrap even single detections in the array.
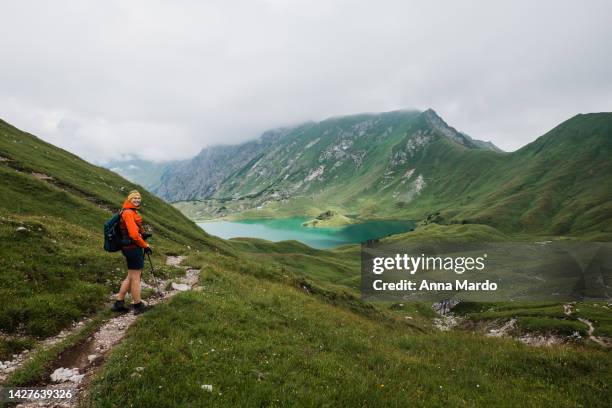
[
  {"xmin": 118, "ymin": 209, "xmax": 134, "ymax": 245},
  {"xmin": 120, "ymin": 208, "xmax": 137, "ymax": 217}
]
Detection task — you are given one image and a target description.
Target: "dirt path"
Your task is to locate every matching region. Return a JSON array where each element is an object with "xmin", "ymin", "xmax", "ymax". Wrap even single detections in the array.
[
  {"xmin": 10, "ymin": 256, "xmax": 201, "ymax": 408},
  {"xmin": 563, "ymin": 303, "xmax": 609, "ymax": 347},
  {"xmin": 435, "ymin": 302, "xmax": 610, "ymax": 348},
  {"xmin": 0, "ymin": 318, "xmax": 96, "ymax": 383}
]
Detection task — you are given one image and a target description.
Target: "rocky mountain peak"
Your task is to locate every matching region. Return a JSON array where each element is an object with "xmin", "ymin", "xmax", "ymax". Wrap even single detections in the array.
[{"xmin": 421, "ymin": 109, "xmax": 474, "ymax": 147}]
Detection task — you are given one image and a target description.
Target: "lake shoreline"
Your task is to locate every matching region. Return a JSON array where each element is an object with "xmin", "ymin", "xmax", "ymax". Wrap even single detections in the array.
[{"xmin": 197, "ymin": 217, "xmax": 416, "ymax": 250}]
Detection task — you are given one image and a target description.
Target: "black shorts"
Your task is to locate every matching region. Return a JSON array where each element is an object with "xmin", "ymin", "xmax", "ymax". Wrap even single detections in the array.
[{"xmin": 122, "ymin": 246, "xmax": 144, "ymax": 270}]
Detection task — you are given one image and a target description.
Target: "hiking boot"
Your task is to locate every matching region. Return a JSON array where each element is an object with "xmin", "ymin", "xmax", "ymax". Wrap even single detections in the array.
[
  {"xmin": 132, "ymin": 302, "xmax": 151, "ymax": 315},
  {"xmin": 111, "ymin": 299, "xmax": 129, "ymax": 313}
]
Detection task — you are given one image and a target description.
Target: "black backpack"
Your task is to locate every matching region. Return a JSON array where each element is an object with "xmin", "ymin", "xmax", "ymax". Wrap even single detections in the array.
[{"xmin": 103, "ymin": 210, "xmax": 131, "ymax": 252}]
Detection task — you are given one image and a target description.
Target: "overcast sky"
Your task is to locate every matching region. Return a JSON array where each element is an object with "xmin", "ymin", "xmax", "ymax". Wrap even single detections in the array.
[{"xmin": 1, "ymin": 0, "xmax": 611, "ymax": 163}]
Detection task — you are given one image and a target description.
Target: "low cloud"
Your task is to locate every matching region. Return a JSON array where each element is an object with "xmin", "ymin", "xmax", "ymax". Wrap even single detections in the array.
[{"xmin": 1, "ymin": 0, "xmax": 611, "ymax": 162}]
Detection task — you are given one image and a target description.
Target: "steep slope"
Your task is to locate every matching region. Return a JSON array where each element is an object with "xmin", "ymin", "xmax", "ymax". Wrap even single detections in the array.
[
  {"xmin": 154, "ymin": 126, "xmax": 301, "ymax": 201},
  {"xmin": 156, "ymin": 110, "xmax": 491, "ymax": 205},
  {"xmin": 89, "ymin": 261, "xmax": 611, "ymax": 407},
  {"xmin": 162, "ymin": 111, "xmax": 612, "ymax": 238},
  {"xmin": 395, "ymin": 112, "xmax": 612, "ymax": 236},
  {"xmin": 156, "ymin": 109, "xmax": 496, "ymax": 205},
  {"xmin": 0, "ymin": 118, "xmax": 232, "ymax": 354}
]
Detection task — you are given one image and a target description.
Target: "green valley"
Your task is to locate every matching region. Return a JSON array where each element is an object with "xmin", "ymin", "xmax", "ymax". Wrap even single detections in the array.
[
  {"xmin": 161, "ymin": 110, "xmax": 612, "ymax": 240},
  {"xmin": 0, "ymin": 117, "xmax": 610, "ymax": 407}
]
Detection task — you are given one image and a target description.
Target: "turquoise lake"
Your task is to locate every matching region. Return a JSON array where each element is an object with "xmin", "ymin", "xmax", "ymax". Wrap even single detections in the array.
[{"xmin": 197, "ymin": 217, "xmax": 416, "ymax": 249}]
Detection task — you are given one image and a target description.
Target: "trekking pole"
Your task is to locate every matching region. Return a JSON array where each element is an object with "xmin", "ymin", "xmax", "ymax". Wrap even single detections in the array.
[
  {"xmin": 147, "ymin": 252, "xmax": 155, "ymax": 278},
  {"xmin": 146, "ymin": 252, "xmax": 163, "ymax": 296}
]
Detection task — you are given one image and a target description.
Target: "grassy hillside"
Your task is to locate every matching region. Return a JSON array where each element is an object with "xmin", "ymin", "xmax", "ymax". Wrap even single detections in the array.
[
  {"xmin": 87, "ymin": 250, "xmax": 611, "ymax": 407},
  {"xmin": 394, "ymin": 113, "xmax": 612, "ymax": 237},
  {"xmin": 0, "ymin": 118, "xmax": 232, "ymax": 358},
  {"xmin": 227, "ymin": 222, "xmax": 611, "ymax": 339},
  {"xmin": 1, "ymin": 119, "xmax": 610, "ymax": 407}
]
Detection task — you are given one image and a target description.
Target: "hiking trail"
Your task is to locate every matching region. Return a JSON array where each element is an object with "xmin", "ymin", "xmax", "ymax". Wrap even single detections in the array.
[
  {"xmin": 2, "ymin": 255, "xmax": 201, "ymax": 408},
  {"xmin": 563, "ymin": 303, "xmax": 609, "ymax": 347}
]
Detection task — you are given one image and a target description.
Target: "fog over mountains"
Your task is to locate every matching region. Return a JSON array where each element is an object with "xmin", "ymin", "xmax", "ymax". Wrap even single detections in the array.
[
  {"xmin": 153, "ymin": 109, "xmax": 497, "ymax": 201},
  {"xmin": 108, "ymin": 109, "xmax": 612, "ymax": 238}
]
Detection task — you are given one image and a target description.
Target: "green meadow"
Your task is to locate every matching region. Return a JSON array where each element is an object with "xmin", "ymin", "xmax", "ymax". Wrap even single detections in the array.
[{"xmin": 0, "ymin": 117, "xmax": 610, "ymax": 407}]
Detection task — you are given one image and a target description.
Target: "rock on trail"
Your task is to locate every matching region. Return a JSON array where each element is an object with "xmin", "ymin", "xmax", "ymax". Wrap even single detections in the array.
[
  {"xmin": 166, "ymin": 255, "xmax": 188, "ymax": 267},
  {"xmin": 50, "ymin": 367, "xmax": 83, "ymax": 384},
  {"xmin": 172, "ymin": 282, "xmax": 191, "ymax": 291}
]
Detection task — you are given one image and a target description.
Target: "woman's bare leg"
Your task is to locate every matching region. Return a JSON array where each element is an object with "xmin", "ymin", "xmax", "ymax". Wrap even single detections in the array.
[
  {"xmin": 117, "ymin": 275, "xmax": 132, "ymax": 301},
  {"xmin": 128, "ymin": 269, "xmax": 142, "ymax": 303}
]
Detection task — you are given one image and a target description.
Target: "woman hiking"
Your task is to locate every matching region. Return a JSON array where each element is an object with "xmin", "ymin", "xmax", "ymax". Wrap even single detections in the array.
[{"xmin": 111, "ymin": 190, "xmax": 153, "ymax": 314}]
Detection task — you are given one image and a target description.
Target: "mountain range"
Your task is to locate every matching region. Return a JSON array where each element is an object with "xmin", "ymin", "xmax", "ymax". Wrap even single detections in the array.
[
  {"xmin": 153, "ymin": 109, "xmax": 499, "ymax": 203},
  {"xmin": 136, "ymin": 109, "xmax": 611, "ymax": 238}
]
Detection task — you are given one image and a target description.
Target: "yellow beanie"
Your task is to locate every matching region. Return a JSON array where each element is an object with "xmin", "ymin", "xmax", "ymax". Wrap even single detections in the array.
[{"xmin": 127, "ymin": 190, "xmax": 141, "ymax": 204}]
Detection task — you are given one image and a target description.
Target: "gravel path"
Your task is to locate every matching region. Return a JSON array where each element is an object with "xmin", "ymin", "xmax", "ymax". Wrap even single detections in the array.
[{"xmin": 9, "ymin": 256, "xmax": 200, "ymax": 408}]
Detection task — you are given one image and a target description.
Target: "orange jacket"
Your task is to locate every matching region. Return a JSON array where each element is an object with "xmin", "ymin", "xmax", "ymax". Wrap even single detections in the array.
[{"xmin": 120, "ymin": 199, "xmax": 149, "ymax": 248}]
